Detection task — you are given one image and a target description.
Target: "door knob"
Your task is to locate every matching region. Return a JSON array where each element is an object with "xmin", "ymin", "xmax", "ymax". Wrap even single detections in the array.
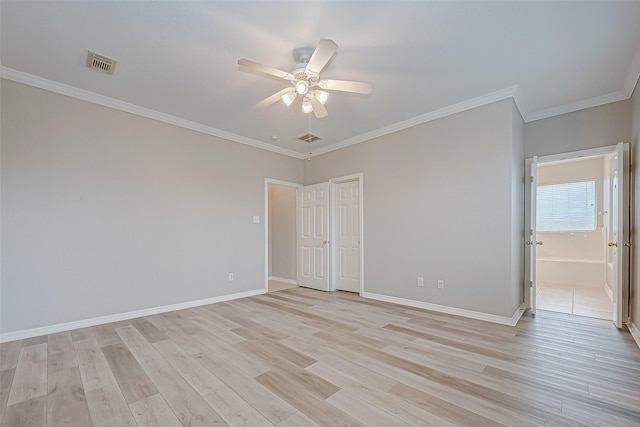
[
  {"xmin": 526, "ymin": 241, "xmax": 532, "ymax": 245},
  {"xmin": 608, "ymin": 242, "xmax": 617, "ymax": 247},
  {"xmin": 536, "ymin": 241, "xmax": 543, "ymax": 245},
  {"xmin": 625, "ymin": 242, "xmax": 633, "ymax": 247},
  {"xmin": 322, "ymin": 240, "xmax": 329, "ymax": 245},
  {"xmin": 526, "ymin": 240, "xmax": 543, "ymax": 246}
]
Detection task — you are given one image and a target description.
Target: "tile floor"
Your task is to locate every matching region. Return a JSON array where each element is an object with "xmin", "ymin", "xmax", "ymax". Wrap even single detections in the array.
[
  {"xmin": 268, "ymin": 279, "xmax": 298, "ymax": 293},
  {"xmin": 536, "ymin": 281, "xmax": 614, "ymax": 320}
]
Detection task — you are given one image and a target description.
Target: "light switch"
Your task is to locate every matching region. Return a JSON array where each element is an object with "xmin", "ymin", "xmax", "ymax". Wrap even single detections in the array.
[{"xmin": 253, "ymin": 216, "xmax": 260, "ymax": 223}]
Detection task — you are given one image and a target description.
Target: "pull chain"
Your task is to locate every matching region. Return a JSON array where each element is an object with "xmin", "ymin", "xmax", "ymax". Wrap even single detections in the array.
[{"xmin": 307, "ymin": 114, "xmax": 312, "ymax": 161}]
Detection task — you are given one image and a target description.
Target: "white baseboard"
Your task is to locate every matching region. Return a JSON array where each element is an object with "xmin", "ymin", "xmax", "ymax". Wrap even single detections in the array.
[
  {"xmin": 629, "ymin": 321, "xmax": 640, "ymax": 350},
  {"xmin": 268, "ymin": 276, "xmax": 298, "ymax": 285},
  {"xmin": 604, "ymin": 283, "xmax": 614, "ymax": 302},
  {"xmin": 0, "ymin": 288, "xmax": 266, "ymax": 343},
  {"xmin": 362, "ymin": 292, "xmax": 525, "ymax": 326}
]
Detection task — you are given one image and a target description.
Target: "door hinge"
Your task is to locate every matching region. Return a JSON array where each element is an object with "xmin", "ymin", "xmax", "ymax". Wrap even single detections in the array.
[{"xmin": 530, "ymin": 176, "xmax": 534, "ymax": 183}]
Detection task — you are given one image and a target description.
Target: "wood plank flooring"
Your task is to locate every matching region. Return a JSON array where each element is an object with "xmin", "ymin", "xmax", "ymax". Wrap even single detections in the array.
[{"xmin": 1, "ymin": 287, "xmax": 640, "ymax": 426}]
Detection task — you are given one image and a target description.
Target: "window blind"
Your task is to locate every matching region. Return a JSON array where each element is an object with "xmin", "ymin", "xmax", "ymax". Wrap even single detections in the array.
[{"xmin": 537, "ymin": 180, "xmax": 596, "ymax": 231}]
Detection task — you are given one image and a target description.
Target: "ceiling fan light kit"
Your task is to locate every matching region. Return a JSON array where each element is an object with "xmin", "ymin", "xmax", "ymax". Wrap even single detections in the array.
[
  {"xmin": 296, "ymin": 80, "xmax": 309, "ymax": 95},
  {"xmin": 301, "ymin": 97, "xmax": 313, "ymax": 114},
  {"xmin": 238, "ymin": 38, "xmax": 372, "ymax": 119},
  {"xmin": 281, "ymin": 91, "xmax": 297, "ymax": 107}
]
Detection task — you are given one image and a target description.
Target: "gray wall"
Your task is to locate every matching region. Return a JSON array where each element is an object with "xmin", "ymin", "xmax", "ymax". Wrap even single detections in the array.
[
  {"xmin": 305, "ymin": 99, "xmax": 523, "ymax": 318},
  {"xmin": 511, "ymin": 103, "xmax": 525, "ymax": 312},
  {"xmin": 524, "ymin": 100, "xmax": 631, "ymax": 158},
  {"xmin": 632, "ymin": 84, "xmax": 640, "ymax": 334},
  {"xmin": 0, "ymin": 79, "xmax": 303, "ymax": 334},
  {"xmin": 268, "ymin": 184, "xmax": 297, "ymax": 281},
  {"xmin": 3, "ymin": 74, "xmax": 637, "ymax": 334}
]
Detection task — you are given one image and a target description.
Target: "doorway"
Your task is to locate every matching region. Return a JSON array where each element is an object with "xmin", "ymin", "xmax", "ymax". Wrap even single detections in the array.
[
  {"xmin": 524, "ymin": 144, "xmax": 630, "ymax": 327},
  {"xmin": 265, "ymin": 179, "xmax": 300, "ymax": 293},
  {"xmin": 535, "ymin": 154, "xmax": 614, "ymax": 320}
]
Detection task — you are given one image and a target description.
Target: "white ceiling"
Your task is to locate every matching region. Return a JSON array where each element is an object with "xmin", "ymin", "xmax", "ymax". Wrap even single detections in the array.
[{"xmin": 2, "ymin": 1, "xmax": 640, "ymax": 158}]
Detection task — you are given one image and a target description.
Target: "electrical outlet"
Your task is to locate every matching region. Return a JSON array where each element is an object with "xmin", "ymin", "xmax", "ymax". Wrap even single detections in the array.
[
  {"xmin": 437, "ymin": 279, "xmax": 444, "ymax": 289},
  {"xmin": 417, "ymin": 277, "xmax": 424, "ymax": 287},
  {"xmin": 228, "ymin": 273, "xmax": 234, "ymax": 281}
]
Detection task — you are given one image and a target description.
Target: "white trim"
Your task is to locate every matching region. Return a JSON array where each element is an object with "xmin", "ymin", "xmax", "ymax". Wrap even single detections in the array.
[
  {"xmin": 5, "ymin": 64, "xmax": 639, "ymax": 158},
  {"xmin": 0, "ymin": 289, "xmax": 265, "ymax": 343},
  {"xmin": 329, "ymin": 173, "xmax": 365, "ymax": 295},
  {"xmin": 535, "ymin": 145, "xmax": 618, "ymax": 164},
  {"xmin": 623, "ymin": 39, "xmax": 640, "ymax": 97},
  {"xmin": 312, "ymin": 86, "xmax": 520, "ymax": 157},
  {"xmin": 603, "ymin": 283, "xmax": 614, "ymax": 302},
  {"xmin": 512, "ymin": 86, "xmax": 529, "ymax": 122},
  {"xmin": 268, "ymin": 276, "xmax": 298, "ymax": 285},
  {"xmin": 526, "ymin": 91, "xmax": 628, "ymax": 123},
  {"xmin": 265, "ymin": 179, "xmax": 302, "ymax": 294},
  {"xmin": 629, "ymin": 322, "xmax": 640, "ymax": 350},
  {"xmin": 362, "ymin": 292, "xmax": 526, "ymax": 326},
  {"xmin": 0, "ymin": 67, "xmax": 307, "ymax": 160}
]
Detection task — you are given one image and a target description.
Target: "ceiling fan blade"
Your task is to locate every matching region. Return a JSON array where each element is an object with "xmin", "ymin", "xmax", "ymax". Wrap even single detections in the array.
[
  {"xmin": 309, "ymin": 95, "xmax": 328, "ymax": 119},
  {"xmin": 238, "ymin": 59, "xmax": 294, "ymax": 81},
  {"xmin": 305, "ymin": 38, "xmax": 338, "ymax": 74},
  {"xmin": 256, "ymin": 88, "xmax": 293, "ymax": 108},
  {"xmin": 317, "ymin": 79, "xmax": 373, "ymax": 94}
]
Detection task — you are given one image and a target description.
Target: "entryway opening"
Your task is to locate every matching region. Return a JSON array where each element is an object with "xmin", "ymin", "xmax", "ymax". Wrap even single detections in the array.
[
  {"xmin": 266, "ymin": 180, "xmax": 300, "ymax": 293},
  {"xmin": 534, "ymin": 153, "xmax": 616, "ymax": 320}
]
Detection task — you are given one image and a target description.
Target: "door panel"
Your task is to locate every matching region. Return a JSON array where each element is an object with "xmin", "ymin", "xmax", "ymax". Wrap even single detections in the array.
[
  {"xmin": 524, "ymin": 157, "xmax": 538, "ymax": 314},
  {"xmin": 298, "ymin": 182, "xmax": 330, "ymax": 291},
  {"xmin": 613, "ymin": 143, "xmax": 630, "ymax": 328},
  {"xmin": 335, "ymin": 181, "xmax": 360, "ymax": 292}
]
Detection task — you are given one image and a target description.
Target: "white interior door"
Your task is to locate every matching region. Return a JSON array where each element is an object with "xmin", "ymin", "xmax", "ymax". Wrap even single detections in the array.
[
  {"xmin": 298, "ymin": 182, "xmax": 330, "ymax": 291},
  {"xmin": 611, "ymin": 142, "xmax": 630, "ymax": 328},
  {"xmin": 335, "ymin": 181, "xmax": 360, "ymax": 292},
  {"xmin": 524, "ymin": 157, "xmax": 539, "ymax": 314}
]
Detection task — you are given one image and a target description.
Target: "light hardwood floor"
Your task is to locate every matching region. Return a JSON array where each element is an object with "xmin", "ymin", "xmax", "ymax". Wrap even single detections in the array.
[
  {"xmin": 268, "ymin": 280, "xmax": 298, "ymax": 293},
  {"xmin": 1, "ymin": 287, "xmax": 640, "ymax": 426}
]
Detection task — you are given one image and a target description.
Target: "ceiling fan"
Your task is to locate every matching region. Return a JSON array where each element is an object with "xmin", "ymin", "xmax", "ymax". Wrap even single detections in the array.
[{"xmin": 238, "ymin": 38, "xmax": 373, "ymax": 119}]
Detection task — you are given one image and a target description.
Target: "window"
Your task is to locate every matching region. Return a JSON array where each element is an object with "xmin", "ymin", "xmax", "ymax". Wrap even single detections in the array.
[{"xmin": 537, "ymin": 180, "xmax": 596, "ymax": 232}]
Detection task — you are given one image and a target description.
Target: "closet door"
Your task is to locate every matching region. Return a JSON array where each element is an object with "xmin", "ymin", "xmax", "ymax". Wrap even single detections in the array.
[
  {"xmin": 334, "ymin": 180, "xmax": 360, "ymax": 293},
  {"xmin": 298, "ymin": 182, "xmax": 330, "ymax": 291}
]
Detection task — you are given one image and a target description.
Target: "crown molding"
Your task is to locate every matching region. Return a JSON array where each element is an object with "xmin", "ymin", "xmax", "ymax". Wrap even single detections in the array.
[
  {"xmin": 624, "ymin": 39, "xmax": 640, "ymax": 97},
  {"xmin": 526, "ymin": 40, "xmax": 640, "ymax": 123},
  {"xmin": 525, "ymin": 90, "xmax": 628, "ymax": 123},
  {"xmin": 511, "ymin": 86, "xmax": 528, "ymax": 122},
  {"xmin": 0, "ymin": 66, "xmax": 307, "ymax": 160},
  {"xmin": 311, "ymin": 86, "xmax": 520, "ymax": 157},
  {"xmin": 3, "ymin": 63, "xmax": 639, "ymax": 158}
]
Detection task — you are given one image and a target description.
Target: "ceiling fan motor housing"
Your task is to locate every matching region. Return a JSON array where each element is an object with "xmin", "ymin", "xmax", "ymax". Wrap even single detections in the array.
[{"xmin": 293, "ymin": 47, "xmax": 314, "ymax": 64}]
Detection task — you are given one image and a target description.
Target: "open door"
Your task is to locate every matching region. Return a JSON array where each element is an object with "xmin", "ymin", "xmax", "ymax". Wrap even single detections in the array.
[
  {"xmin": 298, "ymin": 182, "xmax": 330, "ymax": 291},
  {"xmin": 524, "ymin": 157, "xmax": 539, "ymax": 314},
  {"xmin": 611, "ymin": 142, "xmax": 630, "ymax": 328}
]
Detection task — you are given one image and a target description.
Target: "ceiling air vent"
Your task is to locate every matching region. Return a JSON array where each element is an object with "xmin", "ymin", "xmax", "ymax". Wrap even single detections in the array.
[
  {"xmin": 85, "ymin": 51, "xmax": 116, "ymax": 75},
  {"xmin": 297, "ymin": 133, "xmax": 321, "ymax": 143}
]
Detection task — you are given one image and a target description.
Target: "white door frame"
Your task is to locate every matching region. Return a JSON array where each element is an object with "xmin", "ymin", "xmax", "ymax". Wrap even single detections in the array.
[
  {"xmin": 524, "ymin": 144, "xmax": 631, "ymax": 325},
  {"xmin": 329, "ymin": 173, "xmax": 364, "ymax": 295},
  {"xmin": 264, "ymin": 178, "xmax": 302, "ymax": 293}
]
